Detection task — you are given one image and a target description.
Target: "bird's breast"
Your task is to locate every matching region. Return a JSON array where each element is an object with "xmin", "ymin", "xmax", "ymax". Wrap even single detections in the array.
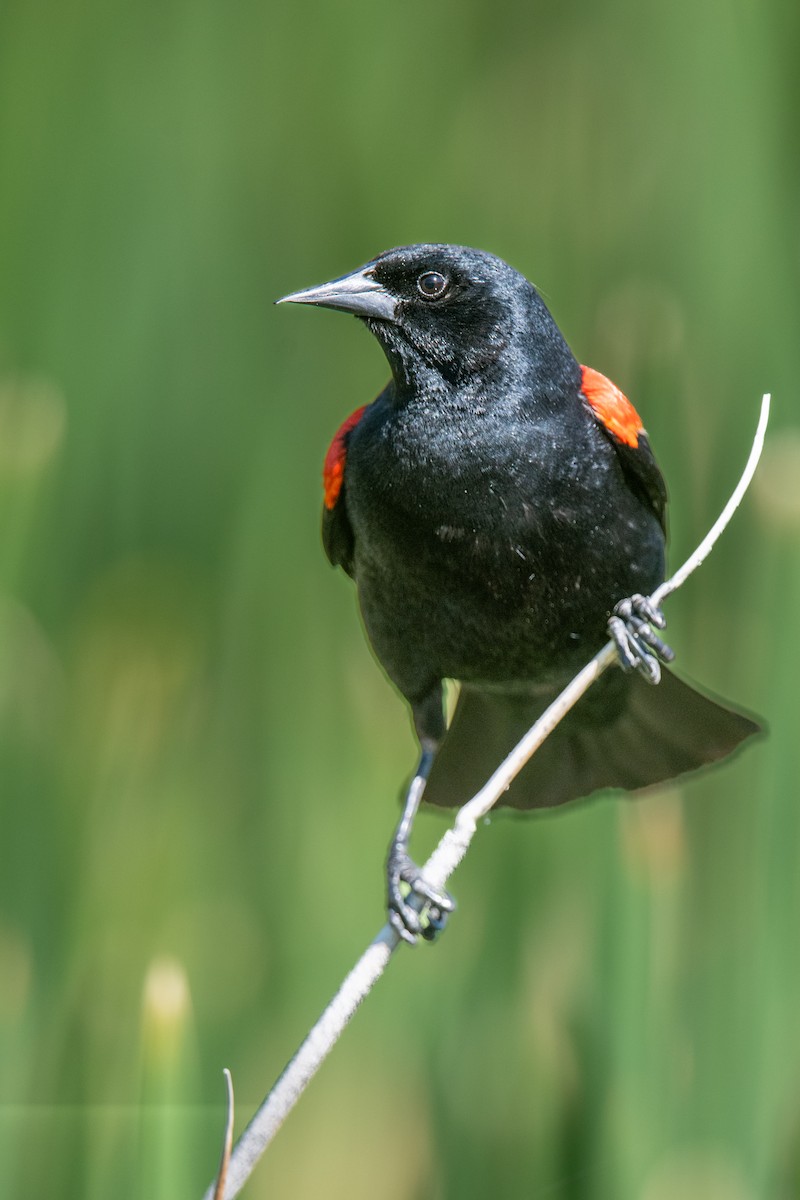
[{"xmin": 342, "ymin": 395, "xmax": 664, "ymax": 691}]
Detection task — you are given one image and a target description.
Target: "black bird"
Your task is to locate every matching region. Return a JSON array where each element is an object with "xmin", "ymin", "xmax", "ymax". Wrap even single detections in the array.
[{"xmin": 278, "ymin": 245, "xmax": 759, "ymax": 942}]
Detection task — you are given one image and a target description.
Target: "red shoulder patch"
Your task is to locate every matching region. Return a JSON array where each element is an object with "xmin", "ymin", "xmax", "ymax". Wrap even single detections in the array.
[
  {"xmin": 580, "ymin": 365, "xmax": 643, "ymax": 449},
  {"xmin": 323, "ymin": 405, "xmax": 368, "ymax": 510}
]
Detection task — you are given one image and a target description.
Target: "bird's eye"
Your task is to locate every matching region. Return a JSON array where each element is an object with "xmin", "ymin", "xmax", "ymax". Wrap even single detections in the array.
[{"xmin": 416, "ymin": 271, "xmax": 449, "ymax": 299}]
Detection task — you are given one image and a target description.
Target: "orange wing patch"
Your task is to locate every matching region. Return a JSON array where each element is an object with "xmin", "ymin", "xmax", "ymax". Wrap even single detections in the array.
[
  {"xmin": 580, "ymin": 365, "xmax": 643, "ymax": 449},
  {"xmin": 323, "ymin": 405, "xmax": 368, "ymax": 510}
]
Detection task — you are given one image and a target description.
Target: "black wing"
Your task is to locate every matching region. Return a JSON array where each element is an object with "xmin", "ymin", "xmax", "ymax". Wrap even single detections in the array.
[
  {"xmin": 611, "ymin": 430, "xmax": 667, "ymax": 534},
  {"xmin": 580, "ymin": 364, "xmax": 667, "ymax": 534},
  {"xmin": 321, "ymin": 404, "xmax": 369, "ymax": 576}
]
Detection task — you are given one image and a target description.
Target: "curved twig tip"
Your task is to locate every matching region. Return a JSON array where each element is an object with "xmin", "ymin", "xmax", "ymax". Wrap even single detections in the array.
[{"xmin": 654, "ymin": 392, "xmax": 770, "ymax": 603}]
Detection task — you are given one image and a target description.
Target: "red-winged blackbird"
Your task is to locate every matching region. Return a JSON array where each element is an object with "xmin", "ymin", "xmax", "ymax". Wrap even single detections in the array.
[{"xmin": 279, "ymin": 245, "xmax": 759, "ymax": 942}]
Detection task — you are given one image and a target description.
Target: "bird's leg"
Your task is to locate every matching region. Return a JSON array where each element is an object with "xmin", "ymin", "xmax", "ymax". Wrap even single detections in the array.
[
  {"xmin": 608, "ymin": 593, "xmax": 675, "ymax": 684},
  {"xmin": 386, "ymin": 740, "xmax": 455, "ymax": 944},
  {"xmin": 386, "ymin": 686, "xmax": 455, "ymax": 943}
]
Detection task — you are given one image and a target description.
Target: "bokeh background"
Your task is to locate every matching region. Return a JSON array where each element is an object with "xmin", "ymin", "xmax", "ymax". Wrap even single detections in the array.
[{"xmin": 1, "ymin": 2, "xmax": 798, "ymax": 1198}]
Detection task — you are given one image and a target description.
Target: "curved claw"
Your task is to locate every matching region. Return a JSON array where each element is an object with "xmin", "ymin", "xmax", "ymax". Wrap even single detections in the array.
[
  {"xmin": 616, "ymin": 593, "xmax": 667, "ymax": 630},
  {"xmin": 608, "ymin": 594, "xmax": 674, "ymax": 684},
  {"xmin": 389, "ymin": 908, "xmax": 420, "ymax": 946},
  {"xmin": 387, "ymin": 852, "xmax": 455, "ymax": 944}
]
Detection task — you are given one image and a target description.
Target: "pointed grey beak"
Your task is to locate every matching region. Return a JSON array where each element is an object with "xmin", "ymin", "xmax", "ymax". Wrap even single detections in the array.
[{"xmin": 276, "ymin": 265, "xmax": 398, "ymax": 321}]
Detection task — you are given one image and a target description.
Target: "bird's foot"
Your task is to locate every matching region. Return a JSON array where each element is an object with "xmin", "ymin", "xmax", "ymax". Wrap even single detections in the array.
[
  {"xmin": 608, "ymin": 593, "xmax": 675, "ymax": 684},
  {"xmin": 386, "ymin": 848, "xmax": 455, "ymax": 945}
]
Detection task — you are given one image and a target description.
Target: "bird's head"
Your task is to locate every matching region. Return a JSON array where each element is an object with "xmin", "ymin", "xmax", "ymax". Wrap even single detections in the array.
[{"xmin": 278, "ymin": 244, "xmax": 570, "ymax": 393}]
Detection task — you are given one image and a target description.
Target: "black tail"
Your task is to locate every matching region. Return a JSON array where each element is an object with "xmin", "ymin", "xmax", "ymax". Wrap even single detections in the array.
[{"xmin": 422, "ymin": 669, "xmax": 761, "ymax": 812}]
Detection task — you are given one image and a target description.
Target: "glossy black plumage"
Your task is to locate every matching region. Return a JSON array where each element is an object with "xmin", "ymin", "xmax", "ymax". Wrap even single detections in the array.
[{"xmin": 279, "ymin": 245, "xmax": 758, "ymax": 934}]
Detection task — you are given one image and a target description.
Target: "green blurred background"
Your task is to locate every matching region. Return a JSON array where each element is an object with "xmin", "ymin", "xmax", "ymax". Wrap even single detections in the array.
[{"xmin": 1, "ymin": 2, "xmax": 798, "ymax": 1197}]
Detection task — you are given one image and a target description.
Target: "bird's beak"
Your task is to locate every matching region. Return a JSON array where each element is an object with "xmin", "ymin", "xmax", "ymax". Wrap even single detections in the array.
[{"xmin": 276, "ymin": 265, "xmax": 398, "ymax": 321}]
